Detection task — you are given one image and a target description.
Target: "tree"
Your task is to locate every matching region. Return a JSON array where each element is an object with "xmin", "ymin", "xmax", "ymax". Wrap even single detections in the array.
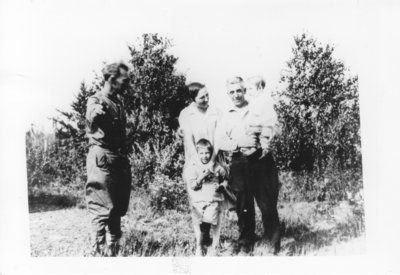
[
  {"xmin": 272, "ymin": 33, "xmax": 361, "ymax": 173},
  {"xmin": 125, "ymin": 34, "xmax": 190, "ymax": 185},
  {"xmin": 50, "ymin": 81, "xmax": 100, "ymax": 185},
  {"xmin": 25, "ymin": 125, "xmax": 56, "ymax": 187},
  {"xmin": 125, "ymin": 34, "xmax": 189, "ymax": 151}
]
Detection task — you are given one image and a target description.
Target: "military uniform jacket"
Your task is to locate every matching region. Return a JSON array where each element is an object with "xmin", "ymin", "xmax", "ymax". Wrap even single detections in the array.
[{"xmin": 86, "ymin": 92, "xmax": 127, "ymax": 152}]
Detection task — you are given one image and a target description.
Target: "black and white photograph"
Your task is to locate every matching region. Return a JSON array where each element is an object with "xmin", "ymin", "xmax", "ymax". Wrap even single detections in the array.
[{"xmin": 1, "ymin": 0, "xmax": 400, "ymax": 274}]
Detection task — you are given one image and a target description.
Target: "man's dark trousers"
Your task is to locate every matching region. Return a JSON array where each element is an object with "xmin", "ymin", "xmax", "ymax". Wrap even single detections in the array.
[
  {"xmin": 86, "ymin": 145, "xmax": 131, "ymax": 247},
  {"xmin": 229, "ymin": 150, "xmax": 281, "ymax": 253}
]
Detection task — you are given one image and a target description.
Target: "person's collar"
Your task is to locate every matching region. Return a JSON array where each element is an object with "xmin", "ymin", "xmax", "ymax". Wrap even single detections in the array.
[
  {"xmin": 187, "ymin": 102, "xmax": 217, "ymax": 115},
  {"xmin": 187, "ymin": 102, "xmax": 197, "ymax": 114},
  {"xmin": 228, "ymin": 100, "xmax": 249, "ymax": 112}
]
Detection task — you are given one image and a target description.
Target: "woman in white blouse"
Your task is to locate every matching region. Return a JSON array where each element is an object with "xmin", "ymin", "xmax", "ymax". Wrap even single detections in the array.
[{"xmin": 178, "ymin": 82, "xmax": 221, "ymax": 182}]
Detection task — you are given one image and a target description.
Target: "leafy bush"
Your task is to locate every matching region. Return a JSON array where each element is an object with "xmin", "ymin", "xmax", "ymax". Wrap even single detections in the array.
[
  {"xmin": 125, "ymin": 34, "xmax": 190, "ymax": 151},
  {"xmin": 129, "ymin": 126, "xmax": 185, "ymax": 189},
  {"xmin": 279, "ymin": 168, "xmax": 363, "ymax": 203},
  {"xmin": 148, "ymin": 173, "xmax": 188, "ymax": 212},
  {"xmin": 26, "ymin": 128, "xmax": 56, "ymax": 187},
  {"xmin": 272, "ymin": 33, "xmax": 361, "ymax": 173}
]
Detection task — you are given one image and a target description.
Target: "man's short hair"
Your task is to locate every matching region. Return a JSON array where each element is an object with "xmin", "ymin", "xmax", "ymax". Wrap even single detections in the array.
[
  {"xmin": 102, "ymin": 62, "xmax": 129, "ymax": 81},
  {"xmin": 196, "ymin": 138, "xmax": 213, "ymax": 154},
  {"xmin": 226, "ymin": 76, "xmax": 245, "ymax": 88},
  {"xmin": 187, "ymin": 82, "xmax": 206, "ymax": 101},
  {"xmin": 247, "ymin": 75, "xmax": 266, "ymax": 90}
]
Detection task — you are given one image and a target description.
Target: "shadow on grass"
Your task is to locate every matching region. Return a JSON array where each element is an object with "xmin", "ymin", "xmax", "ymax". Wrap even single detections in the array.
[
  {"xmin": 116, "ymin": 207, "xmax": 364, "ymax": 257},
  {"xmin": 120, "ymin": 228, "xmax": 194, "ymax": 257},
  {"xmin": 279, "ymin": 220, "xmax": 363, "ymax": 255},
  {"xmin": 119, "ymin": 221, "xmax": 364, "ymax": 257},
  {"xmin": 28, "ymin": 192, "xmax": 83, "ymax": 213}
]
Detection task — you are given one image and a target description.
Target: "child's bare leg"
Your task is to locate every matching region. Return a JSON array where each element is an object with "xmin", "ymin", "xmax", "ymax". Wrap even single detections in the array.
[
  {"xmin": 193, "ymin": 220, "xmax": 202, "ymax": 256},
  {"xmin": 209, "ymin": 213, "xmax": 222, "ymax": 256}
]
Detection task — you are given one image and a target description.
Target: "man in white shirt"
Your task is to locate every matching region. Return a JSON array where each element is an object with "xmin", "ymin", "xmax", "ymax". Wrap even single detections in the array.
[{"xmin": 215, "ymin": 76, "xmax": 281, "ymax": 255}]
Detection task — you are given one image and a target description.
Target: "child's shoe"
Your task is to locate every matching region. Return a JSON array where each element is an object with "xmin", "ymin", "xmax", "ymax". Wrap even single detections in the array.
[
  {"xmin": 106, "ymin": 242, "xmax": 121, "ymax": 257},
  {"xmin": 195, "ymin": 246, "xmax": 203, "ymax": 256},
  {"xmin": 207, "ymin": 247, "xmax": 217, "ymax": 256}
]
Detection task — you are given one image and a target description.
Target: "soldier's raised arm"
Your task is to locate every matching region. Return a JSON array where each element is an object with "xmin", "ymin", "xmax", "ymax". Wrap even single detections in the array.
[{"xmin": 86, "ymin": 97, "xmax": 105, "ymax": 126}]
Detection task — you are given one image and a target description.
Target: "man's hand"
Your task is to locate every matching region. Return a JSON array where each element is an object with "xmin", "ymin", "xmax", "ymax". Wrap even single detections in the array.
[
  {"xmin": 191, "ymin": 180, "xmax": 202, "ymax": 191},
  {"xmin": 199, "ymin": 168, "xmax": 212, "ymax": 181},
  {"xmin": 192, "ymin": 169, "xmax": 212, "ymax": 191},
  {"xmin": 91, "ymin": 104, "xmax": 106, "ymax": 118},
  {"xmin": 237, "ymin": 133, "xmax": 258, "ymax": 148},
  {"xmin": 259, "ymin": 147, "xmax": 269, "ymax": 160}
]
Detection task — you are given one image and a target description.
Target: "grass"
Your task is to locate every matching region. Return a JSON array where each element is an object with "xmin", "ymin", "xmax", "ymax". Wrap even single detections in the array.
[{"xmin": 29, "ymin": 187, "xmax": 365, "ymax": 256}]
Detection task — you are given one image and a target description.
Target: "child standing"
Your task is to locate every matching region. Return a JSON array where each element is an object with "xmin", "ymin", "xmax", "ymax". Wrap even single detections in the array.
[{"xmin": 186, "ymin": 138, "xmax": 234, "ymax": 256}]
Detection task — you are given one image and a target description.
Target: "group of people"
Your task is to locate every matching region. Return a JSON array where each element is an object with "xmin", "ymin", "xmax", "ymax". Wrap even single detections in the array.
[{"xmin": 84, "ymin": 62, "xmax": 281, "ymax": 257}]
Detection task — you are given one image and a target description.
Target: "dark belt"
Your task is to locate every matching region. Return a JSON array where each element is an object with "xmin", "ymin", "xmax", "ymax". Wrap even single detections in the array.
[
  {"xmin": 88, "ymin": 144, "xmax": 126, "ymax": 155},
  {"xmin": 232, "ymin": 148, "xmax": 262, "ymax": 159}
]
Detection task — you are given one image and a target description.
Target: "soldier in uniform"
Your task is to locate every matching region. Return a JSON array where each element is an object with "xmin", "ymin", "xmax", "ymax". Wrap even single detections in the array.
[{"xmin": 85, "ymin": 62, "xmax": 131, "ymax": 256}]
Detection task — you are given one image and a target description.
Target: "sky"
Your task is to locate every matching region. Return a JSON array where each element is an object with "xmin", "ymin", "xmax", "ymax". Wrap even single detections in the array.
[{"xmin": 1, "ymin": 0, "xmax": 363, "ymax": 132}]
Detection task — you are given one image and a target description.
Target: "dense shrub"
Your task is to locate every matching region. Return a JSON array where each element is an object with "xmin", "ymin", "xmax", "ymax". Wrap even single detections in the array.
[
  {"xmin": 26, "ymin": 127, "xmax": 56, "ymax": 187},
  {"xmin": 279, "ymin": 168, "xmax": 363, "ymax": 203},
  {"xmin": 148, "ymin": 173, "xmax": 188, "ymax": 213},
  {"xmin": 130, "ymin": 133, "xmax": 185, "ymax": 188},
  {"xmin": 268, "ymin": 33, "xmax": 363, "ymax": 202},
  {"xmin": 125, "ymin": 34, "xmax": 190, "ymax": 150},
  {"xmin": 130, "ymin": 132, "xmax": 187, "ymax": 210},
  {"xmin": 271, "ymin": 33, "xmax": 361, "ymax": 173},
  {"xmin": 26, "ymin": 127, "xmax": 86, "ymax": 190}
]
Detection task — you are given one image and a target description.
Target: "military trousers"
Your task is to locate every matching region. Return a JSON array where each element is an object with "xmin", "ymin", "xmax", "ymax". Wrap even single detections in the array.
[{"xmin": 86, "ymin": 145, "xmax": 131, "ymax": 245}]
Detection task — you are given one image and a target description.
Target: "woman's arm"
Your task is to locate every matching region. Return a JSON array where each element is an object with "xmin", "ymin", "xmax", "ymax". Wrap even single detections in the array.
[{"xmin": 186, "ymin": 131, "xmax": 199, "ymax": 164}]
